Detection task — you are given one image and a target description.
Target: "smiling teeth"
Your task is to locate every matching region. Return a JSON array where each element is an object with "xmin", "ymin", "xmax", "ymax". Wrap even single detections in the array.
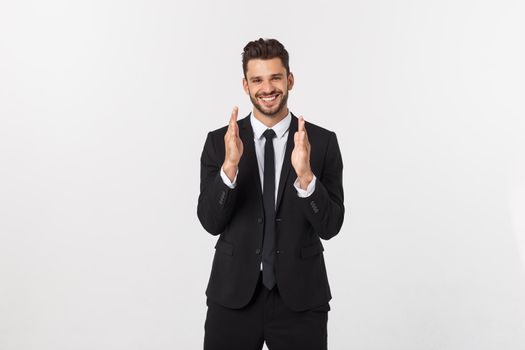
[{"xmin": 261, "ymin": 95, "xmax": 277, "ymax": 102}]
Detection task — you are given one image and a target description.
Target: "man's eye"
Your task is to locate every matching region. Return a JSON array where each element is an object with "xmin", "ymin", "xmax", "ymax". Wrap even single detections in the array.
[
  {"xmin": 272, "ymin": 77, "xmax": 281, "ymax": 80},
  {"xmin": 252, "ymin": 79, "xmax": 261, "ymax": 83}
]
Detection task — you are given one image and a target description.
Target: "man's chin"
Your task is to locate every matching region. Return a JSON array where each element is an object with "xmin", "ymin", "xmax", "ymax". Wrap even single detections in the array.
[
  {"xmin": 255, "ymin": 104, "xmax": 286, "ymax": 118},
  {"xmin": 259, "ymin": 108, "xmax": 280, "ymax": 118}
]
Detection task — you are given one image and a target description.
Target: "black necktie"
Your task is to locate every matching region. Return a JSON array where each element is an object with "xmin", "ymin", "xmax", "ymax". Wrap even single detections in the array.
[{"xmin": 262, "ymin": 129, "xmax": 277, "ymax": 290}]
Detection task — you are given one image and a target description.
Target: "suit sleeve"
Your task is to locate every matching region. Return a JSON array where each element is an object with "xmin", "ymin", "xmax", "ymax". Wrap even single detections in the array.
[
  {"xmin": 297, "ymin": 131, "xmax": 345, "ymax": 240},
  {"xmin": 197, "ymin": 132, "xmax": 238, "ymax": 235}
]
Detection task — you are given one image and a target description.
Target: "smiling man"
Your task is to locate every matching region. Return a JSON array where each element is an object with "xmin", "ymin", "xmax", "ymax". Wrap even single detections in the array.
[{"xmin": 197, "ymin": 38, "xmax": 345, "ymax": 350}]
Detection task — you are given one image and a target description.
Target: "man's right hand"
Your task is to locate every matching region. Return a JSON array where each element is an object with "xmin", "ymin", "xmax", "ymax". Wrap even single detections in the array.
[{"xmin": 222, "ymin": 106, "xmax": 243, "ymax": 182}]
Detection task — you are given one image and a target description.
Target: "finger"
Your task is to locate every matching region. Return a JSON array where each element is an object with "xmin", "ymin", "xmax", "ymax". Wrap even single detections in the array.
[
  {"xmin": 299, "ymin": 131, "xmax": 307, "ymax": 145},
  {"xmin": 300, "ymin": 116, "xmax": 309, "ymax": 142},
  {"xmin": 295, "ymin": 131, "xmax": 306, "ymax": 148},
  {"xmin": 298, "ymin": 116, "xmax": 305, "ymax": 132},
  {"xmin": 230, "ymin": 106, "xmax": 238, "ymax": 122},
  {"xmin": 229, "ymin": 106, "xmax": 239, "ymax": 136}
]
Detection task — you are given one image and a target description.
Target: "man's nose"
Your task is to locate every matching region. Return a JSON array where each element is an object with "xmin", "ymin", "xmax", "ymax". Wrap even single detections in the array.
[{"xmin": 260, "ymin": 80, "xmax": 274, "ymax": 94}]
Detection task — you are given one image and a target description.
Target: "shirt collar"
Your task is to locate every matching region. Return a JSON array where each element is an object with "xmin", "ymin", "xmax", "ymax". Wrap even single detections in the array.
[{"xmin": 250, "ymin": 111, "xmax": 291, "ymax": 140}]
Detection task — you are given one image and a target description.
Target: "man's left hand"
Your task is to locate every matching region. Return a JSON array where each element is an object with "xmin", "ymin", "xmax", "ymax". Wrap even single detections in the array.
[{"xmin": 291, "ymin": 116, "xmax": 314, "ymax": 190}]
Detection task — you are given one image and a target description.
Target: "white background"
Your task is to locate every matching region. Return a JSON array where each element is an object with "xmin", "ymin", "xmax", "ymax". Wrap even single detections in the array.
[{"xmin": 1, "ymin": 0, "xmax": 525, "ymax": 349}]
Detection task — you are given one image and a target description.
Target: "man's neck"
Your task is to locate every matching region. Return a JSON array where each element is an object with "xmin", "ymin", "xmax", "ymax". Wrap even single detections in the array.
[{"xmin": 252, "ymin": 107, "xmax": 289, "ymax": 128}]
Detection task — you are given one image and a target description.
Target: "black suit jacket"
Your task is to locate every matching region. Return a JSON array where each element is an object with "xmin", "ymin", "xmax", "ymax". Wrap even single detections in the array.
[{"xmin": 197, "ymin": 113, "xmax": 344, "ymax": 311}]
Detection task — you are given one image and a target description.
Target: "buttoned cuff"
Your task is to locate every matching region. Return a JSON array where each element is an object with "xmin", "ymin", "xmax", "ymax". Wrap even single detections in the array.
[
  {"xmin": 220, "ymin": 166, "xmax": 238, "ymax": 189},
  {"xmin": 294, "ymin": 175, "xmax": 316, "ymax": 198}
]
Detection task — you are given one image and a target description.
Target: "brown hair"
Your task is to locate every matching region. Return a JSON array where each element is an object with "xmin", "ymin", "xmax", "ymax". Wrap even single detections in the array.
[{"xmin": 242, "ymin": 38, "xmax": 290, "ymax": 77}]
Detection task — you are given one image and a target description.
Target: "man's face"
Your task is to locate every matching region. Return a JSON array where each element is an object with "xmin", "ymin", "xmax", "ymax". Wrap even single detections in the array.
[{"xmin": 243, "ymin": 58, "xmax": 294, "ymax": 118}]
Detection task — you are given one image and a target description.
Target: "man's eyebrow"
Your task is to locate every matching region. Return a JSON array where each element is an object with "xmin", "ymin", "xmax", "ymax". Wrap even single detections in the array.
[{"xmin": 249, "ymin": 73, "xmax": 284, "ymax": 81}]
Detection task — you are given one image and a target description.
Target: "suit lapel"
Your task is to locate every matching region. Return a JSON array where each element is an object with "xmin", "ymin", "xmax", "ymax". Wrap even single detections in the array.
[
  {"xmin": 275, "ymin": 113, "xmax": 298, "ymax": 214},
  {"xmin": 239, "ymin": 114, "xmax": 263, "ymax": 205}
]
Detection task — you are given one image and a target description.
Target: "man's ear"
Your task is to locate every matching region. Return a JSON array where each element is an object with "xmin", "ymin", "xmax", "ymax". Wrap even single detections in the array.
[
  {"xmin": 287, "ymin": 72, "xmax": 294, "ymax": 90},
  {"xmin": 242, "ymin": 78, "xmax": 249, "ymax": 95}
]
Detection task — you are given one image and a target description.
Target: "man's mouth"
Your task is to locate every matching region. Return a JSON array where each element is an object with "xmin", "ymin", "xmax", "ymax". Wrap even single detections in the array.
[{"xmin": 258, "ymin": 93, "xmax": 280, "ymax": 106}]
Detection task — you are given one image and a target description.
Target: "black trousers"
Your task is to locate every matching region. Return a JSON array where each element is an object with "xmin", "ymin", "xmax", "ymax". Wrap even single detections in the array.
[{"xmin": 204, "ymin": 273, "xmax": 329, "ymax": 350}]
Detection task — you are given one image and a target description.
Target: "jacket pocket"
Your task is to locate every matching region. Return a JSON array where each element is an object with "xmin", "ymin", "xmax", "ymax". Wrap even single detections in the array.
[
  {"xmin": 215, "ymin": 239, "xmax": 234, "ymax": 256},
  {"xmin": 301, "ymin": 241, "xmax": 324, "ymax": 259}
]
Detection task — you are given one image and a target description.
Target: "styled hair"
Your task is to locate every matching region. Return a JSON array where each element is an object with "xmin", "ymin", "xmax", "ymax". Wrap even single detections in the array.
[{"xmin": 242, "ymin": 38, "xmax": 290, "ymax": 77}]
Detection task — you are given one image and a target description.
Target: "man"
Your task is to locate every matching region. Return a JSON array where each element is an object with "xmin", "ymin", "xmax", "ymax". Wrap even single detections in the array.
[{"xmin": 197, "ymin": 38, "xmax": 345, "ymax": 350}]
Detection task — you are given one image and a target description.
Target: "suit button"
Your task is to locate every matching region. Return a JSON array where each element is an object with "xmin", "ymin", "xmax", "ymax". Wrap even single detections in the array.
[
  {"xmin": 257, "ymin": 218, "xmax": 263, "ymax": 224},
  {"xmin": 310, "ymin": 200, "xmax": 319, "ymax": 213},
  {"xmin": 218, "ymin": 191, "xmax": 226, "ymax": 205},
  {"xmin": 255, "ymin": 248, "xmax": 261, "ymax": 255},
  {"xmin": 276, "ymin": 250, "xmax": 281, "ymax": 254}
]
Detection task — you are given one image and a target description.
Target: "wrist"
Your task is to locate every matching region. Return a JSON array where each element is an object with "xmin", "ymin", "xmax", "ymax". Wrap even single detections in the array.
[
  {"xmin": 298, "ymin": 171, "xmax": 314, "ymax": 190},
  {"xmin": 222, "ymin": 161, "xmax": 238, "ymax": 180}
]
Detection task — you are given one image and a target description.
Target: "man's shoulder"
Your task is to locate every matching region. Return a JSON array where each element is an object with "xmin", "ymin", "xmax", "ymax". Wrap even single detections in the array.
[
  {"xmin": 207, "ymin": 115, "xmax": 250, "ymax": 138},
  {"xmin": 302, "ymin": 119, "xmax": 336, "ymax": 139},
  {"xmin": 208, "ymin": 124, "xmax": 228, "ymax": 138}
]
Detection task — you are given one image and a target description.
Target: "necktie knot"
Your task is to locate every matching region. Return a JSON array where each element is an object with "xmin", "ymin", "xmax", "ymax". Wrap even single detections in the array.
[{"xmin": 263, "ymin": 129, "xmax": 276, "ymax": 141}]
